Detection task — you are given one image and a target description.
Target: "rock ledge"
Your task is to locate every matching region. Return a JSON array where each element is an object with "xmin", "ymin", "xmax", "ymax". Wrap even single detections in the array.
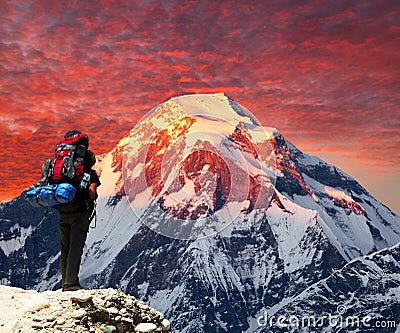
[{"xmin": 0, "ymin": 286, "xmax": 169, "ymax": 333}]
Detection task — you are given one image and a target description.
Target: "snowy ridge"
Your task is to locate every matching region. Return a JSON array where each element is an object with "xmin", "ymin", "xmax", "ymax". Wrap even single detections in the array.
[
  {"xmin": 81, "ymin": 196, "xmax": 140, "ymax": 281},
  {"xmin": 0, "ymin": 222, "xmax": 33, "ymax": 256},
  {"xmin": 266, "ymin": 193, "xmax": 320, "ymax": 273},
  {"xmin": 324, "ymin": 186, "xmax": 365, "ymax": 215},
  {"xmin": 290, "ymin": 150, "xmax": 400, "ymax": 259},
  {"xmin": 259, "ymin": 241, "xmax": 400, "ymax": 332}
]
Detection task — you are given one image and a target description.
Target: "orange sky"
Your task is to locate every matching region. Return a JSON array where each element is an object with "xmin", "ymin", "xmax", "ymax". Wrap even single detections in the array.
[{"xmin": 0, "ymin": 0, "xmax": 399, "ymax": 214}]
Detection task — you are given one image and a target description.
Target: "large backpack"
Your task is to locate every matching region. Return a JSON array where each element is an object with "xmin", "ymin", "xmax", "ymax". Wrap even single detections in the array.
[
  {"xmin": 25, "ymin": 130, "xmax": 94, "ymax": 209},
  {"xmin": 47, "ymin": 130, "xmax": 90, "ymax": 186}
]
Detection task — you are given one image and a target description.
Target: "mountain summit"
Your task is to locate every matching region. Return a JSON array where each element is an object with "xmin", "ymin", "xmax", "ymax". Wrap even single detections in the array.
[
  {"xmin": 1, "ymin": 93, "xmax": 399, "ymax": 332},
  {"xmin": 122, "ymin": 93, "xmax": 278, "ymax": 240}
]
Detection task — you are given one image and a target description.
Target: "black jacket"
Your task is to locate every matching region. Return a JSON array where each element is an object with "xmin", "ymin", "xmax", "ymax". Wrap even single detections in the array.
[{"xmin": 56, "ymin": 170, "xmax": 101, "ymax": 214}]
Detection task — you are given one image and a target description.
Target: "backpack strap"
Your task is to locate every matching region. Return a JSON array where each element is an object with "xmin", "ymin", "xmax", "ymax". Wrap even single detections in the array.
[{"xmin": 89, "ymin": 201, "xmax": 97, "ymax": 228}]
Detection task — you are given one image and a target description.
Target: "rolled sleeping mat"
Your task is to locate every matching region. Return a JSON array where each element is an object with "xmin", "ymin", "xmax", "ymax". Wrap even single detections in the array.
[{"xmin": 25, "ymin": 183, "xmax": 76, "ymax": 207}]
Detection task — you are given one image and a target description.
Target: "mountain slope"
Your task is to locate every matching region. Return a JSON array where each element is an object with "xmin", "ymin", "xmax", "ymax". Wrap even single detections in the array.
[
  {"xmin": 0, "ymin": 93, "xmax": 399, "ymax": 332},
  {"xmin": 262, "ymin": 242, "xmax": 400, "ymax": 332}
]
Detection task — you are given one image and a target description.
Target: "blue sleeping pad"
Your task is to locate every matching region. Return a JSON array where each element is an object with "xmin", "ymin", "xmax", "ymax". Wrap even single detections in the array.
[{"xmin": 25, "ymin": 183, "xmax": 76, "ymax": 207}]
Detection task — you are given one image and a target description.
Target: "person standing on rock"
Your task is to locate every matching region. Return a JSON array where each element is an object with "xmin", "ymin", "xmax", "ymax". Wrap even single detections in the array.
[
  {"xmin": 43, "ymin": 130, "xmax": 101, "ymax": 291},
  {"xmin": 58, "ymin": 148, "xmax": 100, "ymax": 291}
]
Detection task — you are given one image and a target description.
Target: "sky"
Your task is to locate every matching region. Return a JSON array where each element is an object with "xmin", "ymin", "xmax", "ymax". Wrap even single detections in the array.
[{"xmin": 0, "ymin": 0, "xmax": 399, "ymax": 214}]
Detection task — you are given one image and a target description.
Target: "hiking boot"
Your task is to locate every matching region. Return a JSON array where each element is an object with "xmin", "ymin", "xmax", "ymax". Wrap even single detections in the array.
[{"xmin": 63, "ymin": 284, "xmax": 83, "ymax": 292}]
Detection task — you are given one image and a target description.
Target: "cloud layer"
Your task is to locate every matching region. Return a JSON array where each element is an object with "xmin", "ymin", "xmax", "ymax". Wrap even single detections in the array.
[{"xmin": 0, "ymin": 0, "xmax": 399, "ymax": 212}]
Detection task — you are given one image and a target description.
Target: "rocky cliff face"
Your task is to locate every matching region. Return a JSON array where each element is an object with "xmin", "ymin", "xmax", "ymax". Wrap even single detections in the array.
[{"xmin": 1, "ymin": 93, "xmax": 399, "ymax": 332}]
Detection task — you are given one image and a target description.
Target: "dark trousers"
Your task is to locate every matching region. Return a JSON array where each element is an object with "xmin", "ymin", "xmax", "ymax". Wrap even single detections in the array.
[{"xmin": 59, "ymin": 211, "xmax": 90, "ymax": 289}]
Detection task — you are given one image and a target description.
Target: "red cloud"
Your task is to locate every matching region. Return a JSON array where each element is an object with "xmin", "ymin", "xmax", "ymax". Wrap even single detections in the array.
[{"xmin": 0, "ymin": 0, "xmax": 399, "ymax": 213}]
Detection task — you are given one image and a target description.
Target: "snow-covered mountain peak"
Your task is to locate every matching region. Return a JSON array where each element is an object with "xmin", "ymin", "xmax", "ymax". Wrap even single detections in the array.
[
  {"xmin": 120, "ymin": 93, "xmax": 279, "ymax": 239},
  {"xmin": 90, "ymin": 93, "xmax": 400, "ymax": 248}
]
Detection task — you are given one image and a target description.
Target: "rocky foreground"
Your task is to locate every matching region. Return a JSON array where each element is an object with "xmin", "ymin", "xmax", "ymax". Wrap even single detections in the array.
[{"xmin": 0, "ymin": 286, "xmax": 170, "ymax": 333}]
